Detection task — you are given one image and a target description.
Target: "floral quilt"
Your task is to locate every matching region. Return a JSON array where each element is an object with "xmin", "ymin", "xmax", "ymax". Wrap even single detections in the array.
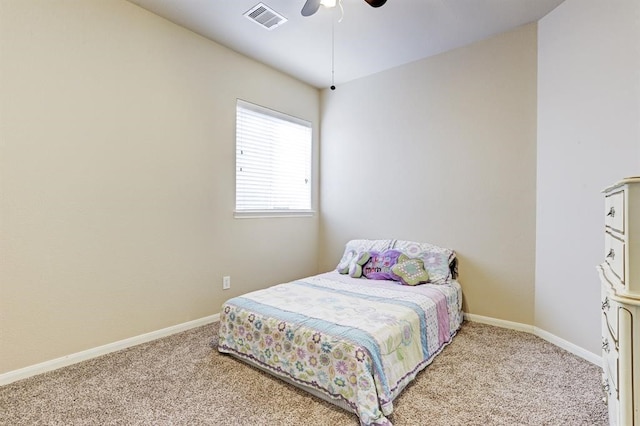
[{"xmin": 217, "ymin": 271, "xmax": 463, "ymax": 425}]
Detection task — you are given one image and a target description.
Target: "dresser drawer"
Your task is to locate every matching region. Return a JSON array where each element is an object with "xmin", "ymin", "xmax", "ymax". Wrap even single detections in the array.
[
  {"xmin": 605, "ymin": 231, "xmax": 626, "ymax": 284},
  {"xmin": 605, "ymin": 189, "xmax": 625, "ymax": 234}
]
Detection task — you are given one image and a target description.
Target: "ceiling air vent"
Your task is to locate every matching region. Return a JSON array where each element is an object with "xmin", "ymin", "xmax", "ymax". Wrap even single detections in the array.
[{"xmin": 244, "ymin": 3, "xmax": 288, "ymax": 30}]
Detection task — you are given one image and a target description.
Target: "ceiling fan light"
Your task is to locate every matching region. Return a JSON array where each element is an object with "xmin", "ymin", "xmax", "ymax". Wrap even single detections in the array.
[{"xmin": 320, "ymin": 0, "xmax": 337, "ymax": 8}]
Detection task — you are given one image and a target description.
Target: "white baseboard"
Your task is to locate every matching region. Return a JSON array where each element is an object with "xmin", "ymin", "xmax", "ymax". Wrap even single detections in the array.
[
  {"xmin": 533, "ymin": 326, "xmax": 601, "ymax": 365},
  {"xmin": 1, "ymin": 312, "xmax": 601, "ymax": 387},
  {"xmin": 464, "ymin": 313, "xmax": 601, "ymax": 365},
  {"xmin": 0, "ymin": 313, "xmax": 220, "ymax": 386},
  {"xmin": 464, "ymin": 313, "xmax": 535, "ymax": 333}
]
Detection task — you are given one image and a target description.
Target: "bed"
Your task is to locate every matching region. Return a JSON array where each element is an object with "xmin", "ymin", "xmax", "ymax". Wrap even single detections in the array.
[{"xmin": 217, "ymin": 239, "xmax": 463, "ymax": 425}]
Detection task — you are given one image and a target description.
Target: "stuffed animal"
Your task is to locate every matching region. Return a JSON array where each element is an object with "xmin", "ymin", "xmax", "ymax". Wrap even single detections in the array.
[
  {"xmin": 348, "ymin": 251, "xmax": 371, "ymax": 278},
  {"xmin": 336, "ymin": 249, "xmax": 357, "ymax": 274}
]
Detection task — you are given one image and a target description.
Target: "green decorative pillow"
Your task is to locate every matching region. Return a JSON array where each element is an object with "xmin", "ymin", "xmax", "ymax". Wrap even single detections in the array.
[{"xmin": 392, "ymin": 257, "xmax": 430, "ymax": 286}]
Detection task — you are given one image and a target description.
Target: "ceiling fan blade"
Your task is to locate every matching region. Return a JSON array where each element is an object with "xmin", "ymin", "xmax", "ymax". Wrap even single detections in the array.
[
  {"xmin": 301, "ymin": 0, "xmax": 321, "ymax": 16},
  {"xmin": 364, "ymin": 0, "xmax": 387, "ymax": 7}
]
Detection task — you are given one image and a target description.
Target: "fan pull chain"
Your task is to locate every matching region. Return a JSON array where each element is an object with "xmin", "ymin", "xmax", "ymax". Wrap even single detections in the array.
[
  {"xmin": 330, "ymin": 1, "xmax": 343, "ymax": 90},
  {"xmin": 330, "ymin": 15, "xmax": 335, "ymax": 90}
]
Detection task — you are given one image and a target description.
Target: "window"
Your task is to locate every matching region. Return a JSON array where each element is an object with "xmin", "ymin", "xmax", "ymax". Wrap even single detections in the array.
[{"xmin": 235, "ymin": 99, "xmax": 312, "ymax": 216}]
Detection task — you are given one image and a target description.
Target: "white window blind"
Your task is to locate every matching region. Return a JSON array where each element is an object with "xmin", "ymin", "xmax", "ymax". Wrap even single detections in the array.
[{"xmin": 235, "ymin": 100, "xmax": 312, "ymax": 214}]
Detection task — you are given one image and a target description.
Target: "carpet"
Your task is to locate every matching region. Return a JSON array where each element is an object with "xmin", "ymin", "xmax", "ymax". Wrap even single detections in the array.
[{"xmin": 0, "ymin": 321, "xmax": 608, "ymax": 425}]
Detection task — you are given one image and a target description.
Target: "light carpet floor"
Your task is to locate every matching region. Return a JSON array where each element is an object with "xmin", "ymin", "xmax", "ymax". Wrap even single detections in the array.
[{"xmin": 0, "ymin": 321, "xmax": 608, "ymax": 425}]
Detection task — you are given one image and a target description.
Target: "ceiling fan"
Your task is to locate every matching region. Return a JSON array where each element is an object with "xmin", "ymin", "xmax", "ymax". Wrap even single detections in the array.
[{"xmin": 301, "ymin": 0, "xmax": 387, "ymax": 17}]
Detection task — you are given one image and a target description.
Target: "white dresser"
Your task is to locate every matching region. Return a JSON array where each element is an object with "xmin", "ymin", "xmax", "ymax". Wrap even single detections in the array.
[{"xmin": 598, "ymin": 176, "xmax": 640, "ymax": 425}]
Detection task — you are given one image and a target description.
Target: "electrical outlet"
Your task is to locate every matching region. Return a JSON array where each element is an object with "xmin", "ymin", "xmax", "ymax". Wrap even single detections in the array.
[{"xmin": 223, "ymin": 276, "xmax": 231, "ymax": 290}]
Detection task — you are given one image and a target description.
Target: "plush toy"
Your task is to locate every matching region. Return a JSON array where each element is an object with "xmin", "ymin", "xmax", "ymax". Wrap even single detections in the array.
[
  {"xmin": 336, "ymin": 249, "xmax": 357, "ymax": 274},
  {"xmin": 348, "ymin": 251, "xmax": 371, "ymax": 278},
  {"xmin": 362, "ymin": 250, "xmax": 406, "ymax": 281}
]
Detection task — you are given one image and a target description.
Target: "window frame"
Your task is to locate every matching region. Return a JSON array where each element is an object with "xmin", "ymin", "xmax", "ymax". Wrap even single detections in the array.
[{"xmin": 234, "ymin": 99, "xmax": 314, "ymax": 218}]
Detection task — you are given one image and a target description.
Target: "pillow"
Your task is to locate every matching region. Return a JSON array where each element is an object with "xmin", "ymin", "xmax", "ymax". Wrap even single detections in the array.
[
  {"xmin": 336, "ymin": 239, "xmax": 456, "ymax": 283},
  {"xmin": 392, "ymin": 240, "xmax": 455, "ymax": 284},
  {"xmin": 420, "ymin": 251, "xmax": 454, "ymax": 284},
  {"xmin": 392, "ymin": 257, "xmax": 430, "ymax": 286},
  {"xmin": 362, "ymin": 250, "xmax": 406, "ymax": 281},
  {"xmin": 348, "ymin": 251, "xmax": 372, "ymax": 278}
]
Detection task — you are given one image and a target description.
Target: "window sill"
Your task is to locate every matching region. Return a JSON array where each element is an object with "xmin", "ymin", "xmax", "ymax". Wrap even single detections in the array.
[{"xmin": 234, "ymin": 210, "xmax": 316, "ymax": 219}]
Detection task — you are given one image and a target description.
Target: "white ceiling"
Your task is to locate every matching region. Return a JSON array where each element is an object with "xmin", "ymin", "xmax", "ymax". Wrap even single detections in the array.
[{"xmin": 127, "ymin": 0, "xmax": 565, "ymax": 89}]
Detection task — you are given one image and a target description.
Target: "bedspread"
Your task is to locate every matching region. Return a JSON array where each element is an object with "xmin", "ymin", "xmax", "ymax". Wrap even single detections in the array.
[{"xmin": 217, "ymin": 271, "xmax": 463, "ymax": 425}]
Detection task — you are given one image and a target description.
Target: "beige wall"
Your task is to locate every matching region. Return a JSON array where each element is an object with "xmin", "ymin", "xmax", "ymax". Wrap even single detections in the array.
[
  {"xmin": 319, "ymin": 24, "xmax": 538, "ymax": 325},
  {"xmin": 0, "ymin": 0, "xmax": 320, "ymax": 374},
  {"xmin": 536, "ymin": 0, "xmax": 640, "ymax": 355}
]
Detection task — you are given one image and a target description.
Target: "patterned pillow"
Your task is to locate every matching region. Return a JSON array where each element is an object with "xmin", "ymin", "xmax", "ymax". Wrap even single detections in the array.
[
  {"xmin": 391, "ymin": 257, "xmax": 430, "ymax": 286},
  {"xmin": 392, "ymin": 240, "xmax": 455, "ymax": 284},
  {"xmin": 420, "ymin": 251, "xmax": 454, "ymax": 284},
  {"xmin": 362, "ymin": 250, "xmax": 406, "ymax": 281}
]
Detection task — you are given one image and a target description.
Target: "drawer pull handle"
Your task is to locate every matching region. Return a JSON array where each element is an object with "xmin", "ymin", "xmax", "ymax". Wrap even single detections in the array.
[
  {"xmin": 607, "ymin": 248, "xmax": 615, "ymax": 260},
  {"xmin": 602, "ymin": 297, "xmax": 610, "ymax": 311},
  {"xmin": 602, "ymin": 338, "xmax": 610, "ymax": 353},
  {"xmin": 607, "ymin": 207, "xmax": 616, "ymax": 218},
  {"xmin": 603, "ymin": 382, "xmax": 611, "ymax": 395}
]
